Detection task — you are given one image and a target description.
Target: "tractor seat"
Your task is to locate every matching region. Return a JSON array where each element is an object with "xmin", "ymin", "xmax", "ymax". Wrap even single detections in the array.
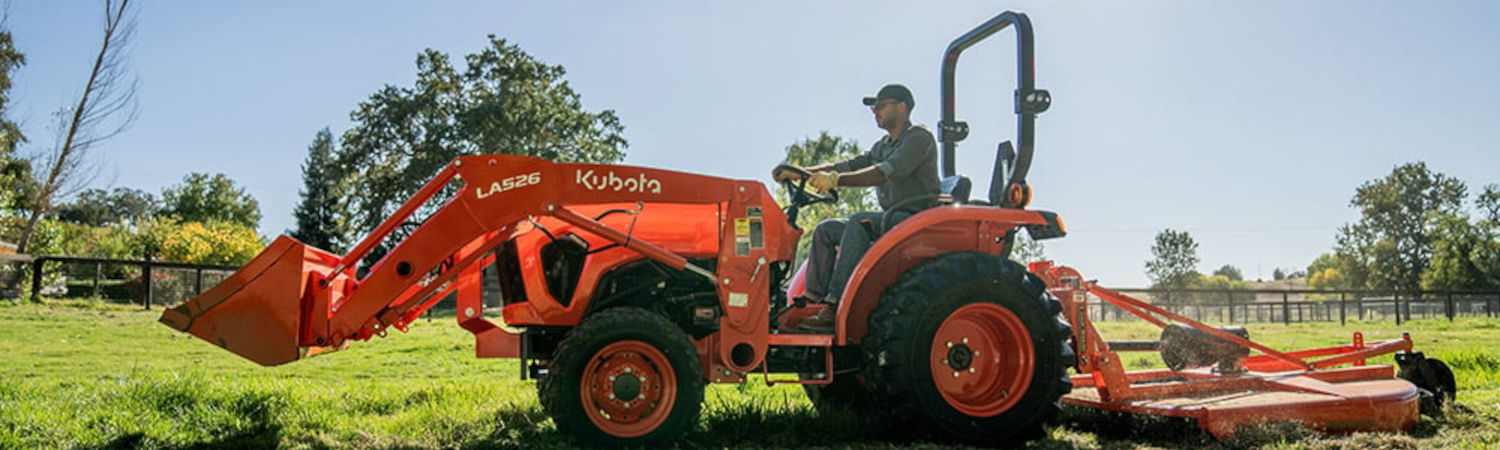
[
  {"xmin": 940, "ymin": 175, "xmax": 972, "ymax": 204},
  {"xmin": 862, "ymin": 175, "xmax": 973, "ymax": 239}
]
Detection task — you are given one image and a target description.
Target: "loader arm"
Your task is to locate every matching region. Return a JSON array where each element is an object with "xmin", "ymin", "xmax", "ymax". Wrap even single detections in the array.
[{"xmin": 161, "ymin": 154, "xmax": 793, "ymax": 366}]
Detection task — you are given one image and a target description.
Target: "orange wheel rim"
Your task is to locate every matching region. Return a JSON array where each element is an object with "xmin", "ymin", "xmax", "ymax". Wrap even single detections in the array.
[
  {"xmin": 930, "ymin": 303, "xmax": 1034, "ymax": 417},
  {"xmin": 580, "ymin": 340, "xmax": 678, "ymax": 438}
]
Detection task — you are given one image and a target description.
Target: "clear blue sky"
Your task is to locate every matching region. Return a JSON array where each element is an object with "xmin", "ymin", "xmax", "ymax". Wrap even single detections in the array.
[{"xmin": 9, "ymin": 1, "xmax": 1500, "ymax": 286}]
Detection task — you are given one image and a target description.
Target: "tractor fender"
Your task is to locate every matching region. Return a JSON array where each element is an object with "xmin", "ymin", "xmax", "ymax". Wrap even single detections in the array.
[{"xmin": 833, "ymin": 206, "xmax": 1058, "ymax": 345}]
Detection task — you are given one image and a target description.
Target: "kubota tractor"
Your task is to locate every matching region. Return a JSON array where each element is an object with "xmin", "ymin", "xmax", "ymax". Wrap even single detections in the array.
[{"xmin": 162, "ymin": 10, "xmax": 1450, "ymax": 447}]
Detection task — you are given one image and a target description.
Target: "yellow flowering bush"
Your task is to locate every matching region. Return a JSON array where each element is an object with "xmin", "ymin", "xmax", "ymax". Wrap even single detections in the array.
[{"xmin": 157, "ymin": 220, "xmax": 264, "ymax": 266}]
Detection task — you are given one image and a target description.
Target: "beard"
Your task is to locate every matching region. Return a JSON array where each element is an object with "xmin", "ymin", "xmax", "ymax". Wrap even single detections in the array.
[{"xmin": 879, "ymin": 113, "xmax": 900, "ymax": 131}]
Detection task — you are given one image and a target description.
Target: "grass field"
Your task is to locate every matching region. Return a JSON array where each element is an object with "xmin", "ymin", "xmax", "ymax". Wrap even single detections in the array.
[{"xmin": 2, "ymin": 298, "xmax": 1498, "ymax": 449}]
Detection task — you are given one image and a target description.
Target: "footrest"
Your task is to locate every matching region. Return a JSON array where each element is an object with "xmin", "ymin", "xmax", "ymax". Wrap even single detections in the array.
[{"xmin": 769, "ymin": 332, "xmax": 833, "ymax": 347}]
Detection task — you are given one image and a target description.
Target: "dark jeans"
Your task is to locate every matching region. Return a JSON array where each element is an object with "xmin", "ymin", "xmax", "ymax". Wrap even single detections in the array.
[{"xmin": 804, "ymin": 210, "xmax": 911, "ymax": 305}]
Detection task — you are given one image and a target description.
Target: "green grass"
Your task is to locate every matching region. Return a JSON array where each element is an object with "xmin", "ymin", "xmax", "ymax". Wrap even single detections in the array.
[{"xmin": 1, "ymin": 299, "xmax": 1498, "ymax": 449}]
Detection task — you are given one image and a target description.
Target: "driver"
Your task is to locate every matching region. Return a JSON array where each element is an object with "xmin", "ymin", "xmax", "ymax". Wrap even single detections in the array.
[{"xmin": 772, "ymin": 83, "xmax": 939, "ymax": 331}]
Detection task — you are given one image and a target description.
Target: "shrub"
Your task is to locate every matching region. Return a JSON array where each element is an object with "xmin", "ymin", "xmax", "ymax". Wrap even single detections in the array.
[{"xmin": 155, "ymin": 220, "xmax": 263, "ymax": 266}]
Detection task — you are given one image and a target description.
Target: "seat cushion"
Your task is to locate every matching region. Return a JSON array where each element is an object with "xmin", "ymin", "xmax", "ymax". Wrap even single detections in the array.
[{"xmin": 940, "ymin": 175, "xmax": 972, "ymax": 203}]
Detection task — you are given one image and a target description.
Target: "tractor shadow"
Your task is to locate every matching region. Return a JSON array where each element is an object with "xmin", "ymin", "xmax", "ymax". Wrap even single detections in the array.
[
  {"xmin": 455, "ymin": 396, "xmax": 1480, "ymax": 449},
  {"xmin": 1055, "ymin": 403, "xmax": 1484, "ymax": 450}
]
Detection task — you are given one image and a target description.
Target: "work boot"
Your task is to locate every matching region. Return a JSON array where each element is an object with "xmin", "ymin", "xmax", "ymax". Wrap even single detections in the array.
[{"xmin": 797, "ymin": 306, "xmax": 837, "ymax": 331}]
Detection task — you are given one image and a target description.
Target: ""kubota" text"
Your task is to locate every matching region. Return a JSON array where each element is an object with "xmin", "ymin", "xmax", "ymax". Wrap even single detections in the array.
[{"xmin": 576, "ymin": 169, "xmax": 662, "ymax": 194}]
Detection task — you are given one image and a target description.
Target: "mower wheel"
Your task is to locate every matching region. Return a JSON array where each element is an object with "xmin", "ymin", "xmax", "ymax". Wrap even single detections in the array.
[
  {"xmin": 538, "ymin": 307, "xmax": 705, "ymax": 447},
  {"xmin": 862, "ymin": 252, "xmax": 1072, "ymax": 445}
]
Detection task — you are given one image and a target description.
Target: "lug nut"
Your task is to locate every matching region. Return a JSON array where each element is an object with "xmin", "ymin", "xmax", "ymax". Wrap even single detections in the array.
[
  {"xmin": 952, "ymin": 371, "xmax": 960, "ymax": 378},
  {"xmin": 946, "ymin": 341, "xmax": 954, "ymax": 348}
]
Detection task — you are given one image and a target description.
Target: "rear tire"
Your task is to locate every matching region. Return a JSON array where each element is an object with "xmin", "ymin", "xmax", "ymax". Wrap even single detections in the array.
[
  {"xmin": 539, "ymin": 307, "xmax": 705, "ymax": 447},
  {"xmin": 862, "ymin": 252, "xmax": 1072, "ymax": 445}
]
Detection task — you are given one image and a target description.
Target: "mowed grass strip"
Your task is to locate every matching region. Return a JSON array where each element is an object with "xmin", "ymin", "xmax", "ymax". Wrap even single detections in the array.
[{"xmin": 0, "ymin": 298, "xmax": 1496, "ymax": 449}]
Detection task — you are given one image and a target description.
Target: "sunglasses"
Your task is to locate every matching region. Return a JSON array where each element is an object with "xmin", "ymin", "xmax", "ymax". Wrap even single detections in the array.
[{"xmin": 870, "ymin": 99, "xmax": 900, "ymax": 111}]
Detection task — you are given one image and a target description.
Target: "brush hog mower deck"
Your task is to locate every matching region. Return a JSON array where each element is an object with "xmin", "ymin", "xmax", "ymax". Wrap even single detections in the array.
[
  {"xmin": 1031, "ymin": 262, "xmax": 1452, "ymax": 439},
  {"xmin": 159, "ymin": 9, "xmax": 1450, "ymax": 447}
]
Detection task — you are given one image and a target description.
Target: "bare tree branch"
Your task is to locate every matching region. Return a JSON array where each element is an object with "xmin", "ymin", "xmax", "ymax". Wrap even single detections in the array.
[{"xmin": 13, "ymin": 0, "xmax": 137, "ymax": 260}]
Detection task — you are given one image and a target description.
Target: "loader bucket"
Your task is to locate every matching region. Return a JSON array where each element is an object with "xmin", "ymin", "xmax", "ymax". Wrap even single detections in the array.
[{"xmin": 159, "ymin": 236, "xmax": 339, "ymax": 366}]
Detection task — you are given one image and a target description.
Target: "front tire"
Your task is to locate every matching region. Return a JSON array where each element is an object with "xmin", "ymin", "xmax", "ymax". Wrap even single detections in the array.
[
  {"xmin": 539, "ymin": 307, "xmax": 705, "ymax": 447},
  {"xmin": 862, "ymin": 252, "xmax": 1072, "ymax": 445}
]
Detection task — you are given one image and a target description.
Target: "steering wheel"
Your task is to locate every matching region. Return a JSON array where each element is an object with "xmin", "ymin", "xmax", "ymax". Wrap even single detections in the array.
[{"xmin": 773, "ymin": 164, "xmax": 839, "ymax": 223}]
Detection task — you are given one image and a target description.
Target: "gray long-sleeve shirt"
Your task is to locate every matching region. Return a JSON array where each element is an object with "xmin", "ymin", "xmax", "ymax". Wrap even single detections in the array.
[{"xmin": 833, "ymin": 123, "xmax": 940, "ymax": 211}]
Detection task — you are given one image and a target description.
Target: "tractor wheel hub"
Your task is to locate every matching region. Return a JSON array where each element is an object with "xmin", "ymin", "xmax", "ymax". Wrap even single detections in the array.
[
  {"xmin": 947, "ymin": 344, "xmax": 974, "ymax": 371},
  {"xmin": 612, "ymin": 373, "xmax": 642, "ymax": 402}
]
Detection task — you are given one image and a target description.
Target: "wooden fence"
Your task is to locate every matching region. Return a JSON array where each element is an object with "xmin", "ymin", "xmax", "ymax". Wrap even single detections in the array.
[
  {"xmin": 1103, "ymin": 288, "xmax": 1500, "ymax": 325},
  {"xmin": 16, "ymin": 254, "xmax": 1500, "ymax": 326},
  {"xmin": 24, "ymin": 255, "xmax": 238, "ymax": 309}
]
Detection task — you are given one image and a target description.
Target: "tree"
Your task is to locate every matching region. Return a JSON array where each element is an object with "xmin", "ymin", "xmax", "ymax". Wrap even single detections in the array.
[
  {"xmin": 1188, "ymin": 274, "xmax": 1255, "ymax": 304},
  {"xmin": 1212, "ymin": 264, "xmax": 1243, "ymax": 281},
  {"xmin": 334, "ymin": 36, "xmax": 626, "ymax": 253},
  {"xmin": 1421, "ymin": 184, "xmax": 1500, "ymax": 290},
  {"xmin": 1421, "ymin": 211, "xmax": 1493, "ymax": 290},
  {"xmin": 1479, "ymin": 184, "xmax": 1500, "ymax": 224},
  {"xmin": 161, "ymin": 173, "xmax": 261, "ymax": 229},
  {"xmin": 1273, "ymin": 268, "xmax": 1286, "ymax": 281},
  {"xmin": 775, "ymin": 132, "xmax": 876, "ymax": 261},
  {"xmin": 1145, "ymin": 229, "xmax": 1200, "ymax": 303},
  {"xmin": 14, "ymin": 0, "xmax": 138, "ymax": 258},
  {"xmin": 289, "ymin": 128, "xmax": 342, "ymax": 251},
  {"xmin": 0, "ymin": 11, "xmax": 22, "ymax": 155},
  {"xmin": 0, "ymin": 13, "xmax": 25, "ymax": 216},
  {"xmin": 53, "ymin": 187, "xmax": 159, "ymax": 226},
  {"xmin": 1476, "ymin": 185, "xmax": 1500, "ymax": 286},
  {"xmin": 1307, "ymin": 252, "xmax": 1357, "ymax": 291},
  {"xmin": 1009, "ymin": 230, "xmax": 1047, "ymax": 265},
  {"xmin": 53, "ymin": 189, "xmax": 115, "ymax": 226},
  {"xmin": 0, "ymin": 12, "xmax": 28, "ymax": 242},
  {"xmin": 1333, "ymin": 162, "xmax": 1466, "ymax": 291}
]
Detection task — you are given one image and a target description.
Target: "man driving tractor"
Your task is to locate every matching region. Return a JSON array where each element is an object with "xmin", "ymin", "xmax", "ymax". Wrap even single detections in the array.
[{"xmin": 772, "ymin": 83, "xmax": 939, "ymax": 330}]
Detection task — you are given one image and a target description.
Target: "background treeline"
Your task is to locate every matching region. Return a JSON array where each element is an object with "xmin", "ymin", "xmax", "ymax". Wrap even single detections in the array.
[{"xmin": 1146, "ymin": 163, "xmax": 1498, "ymax": 304}]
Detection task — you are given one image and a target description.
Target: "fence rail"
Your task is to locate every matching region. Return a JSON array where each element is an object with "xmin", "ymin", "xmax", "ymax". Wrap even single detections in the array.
[
  {"xmin": 25, "ymin": 255, "xmax": 238, "ymax": 309},
  {"xmin": 16, "ymin": 254, "xmax": 1500, "ymax": 326},
  {"xmin": 1100, "ymin": 288, "xmax": 1500, "ymax": 325}
]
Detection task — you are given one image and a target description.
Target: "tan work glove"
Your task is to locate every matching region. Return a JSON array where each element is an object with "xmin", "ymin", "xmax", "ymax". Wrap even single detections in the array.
[{"xmin": 808, "ymin": 171, "xmax": 839, "ymax": 192}]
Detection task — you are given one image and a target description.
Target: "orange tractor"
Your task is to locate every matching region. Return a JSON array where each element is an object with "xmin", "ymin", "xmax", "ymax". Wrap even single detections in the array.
[{"xmin": 161, "ymin": 10, "xmax": 1452, "ymax": 447}]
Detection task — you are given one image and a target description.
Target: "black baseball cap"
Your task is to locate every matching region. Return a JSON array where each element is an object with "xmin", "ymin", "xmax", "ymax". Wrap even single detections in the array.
[{"xmin": 862, "ymin": 83, "xmax": 914, "ymax": 109}]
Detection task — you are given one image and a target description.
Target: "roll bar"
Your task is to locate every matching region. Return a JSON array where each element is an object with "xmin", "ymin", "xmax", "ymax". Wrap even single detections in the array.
[{"xmin": 938, "ymin": 11, "xmax": 1049, "ymax": 205}]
